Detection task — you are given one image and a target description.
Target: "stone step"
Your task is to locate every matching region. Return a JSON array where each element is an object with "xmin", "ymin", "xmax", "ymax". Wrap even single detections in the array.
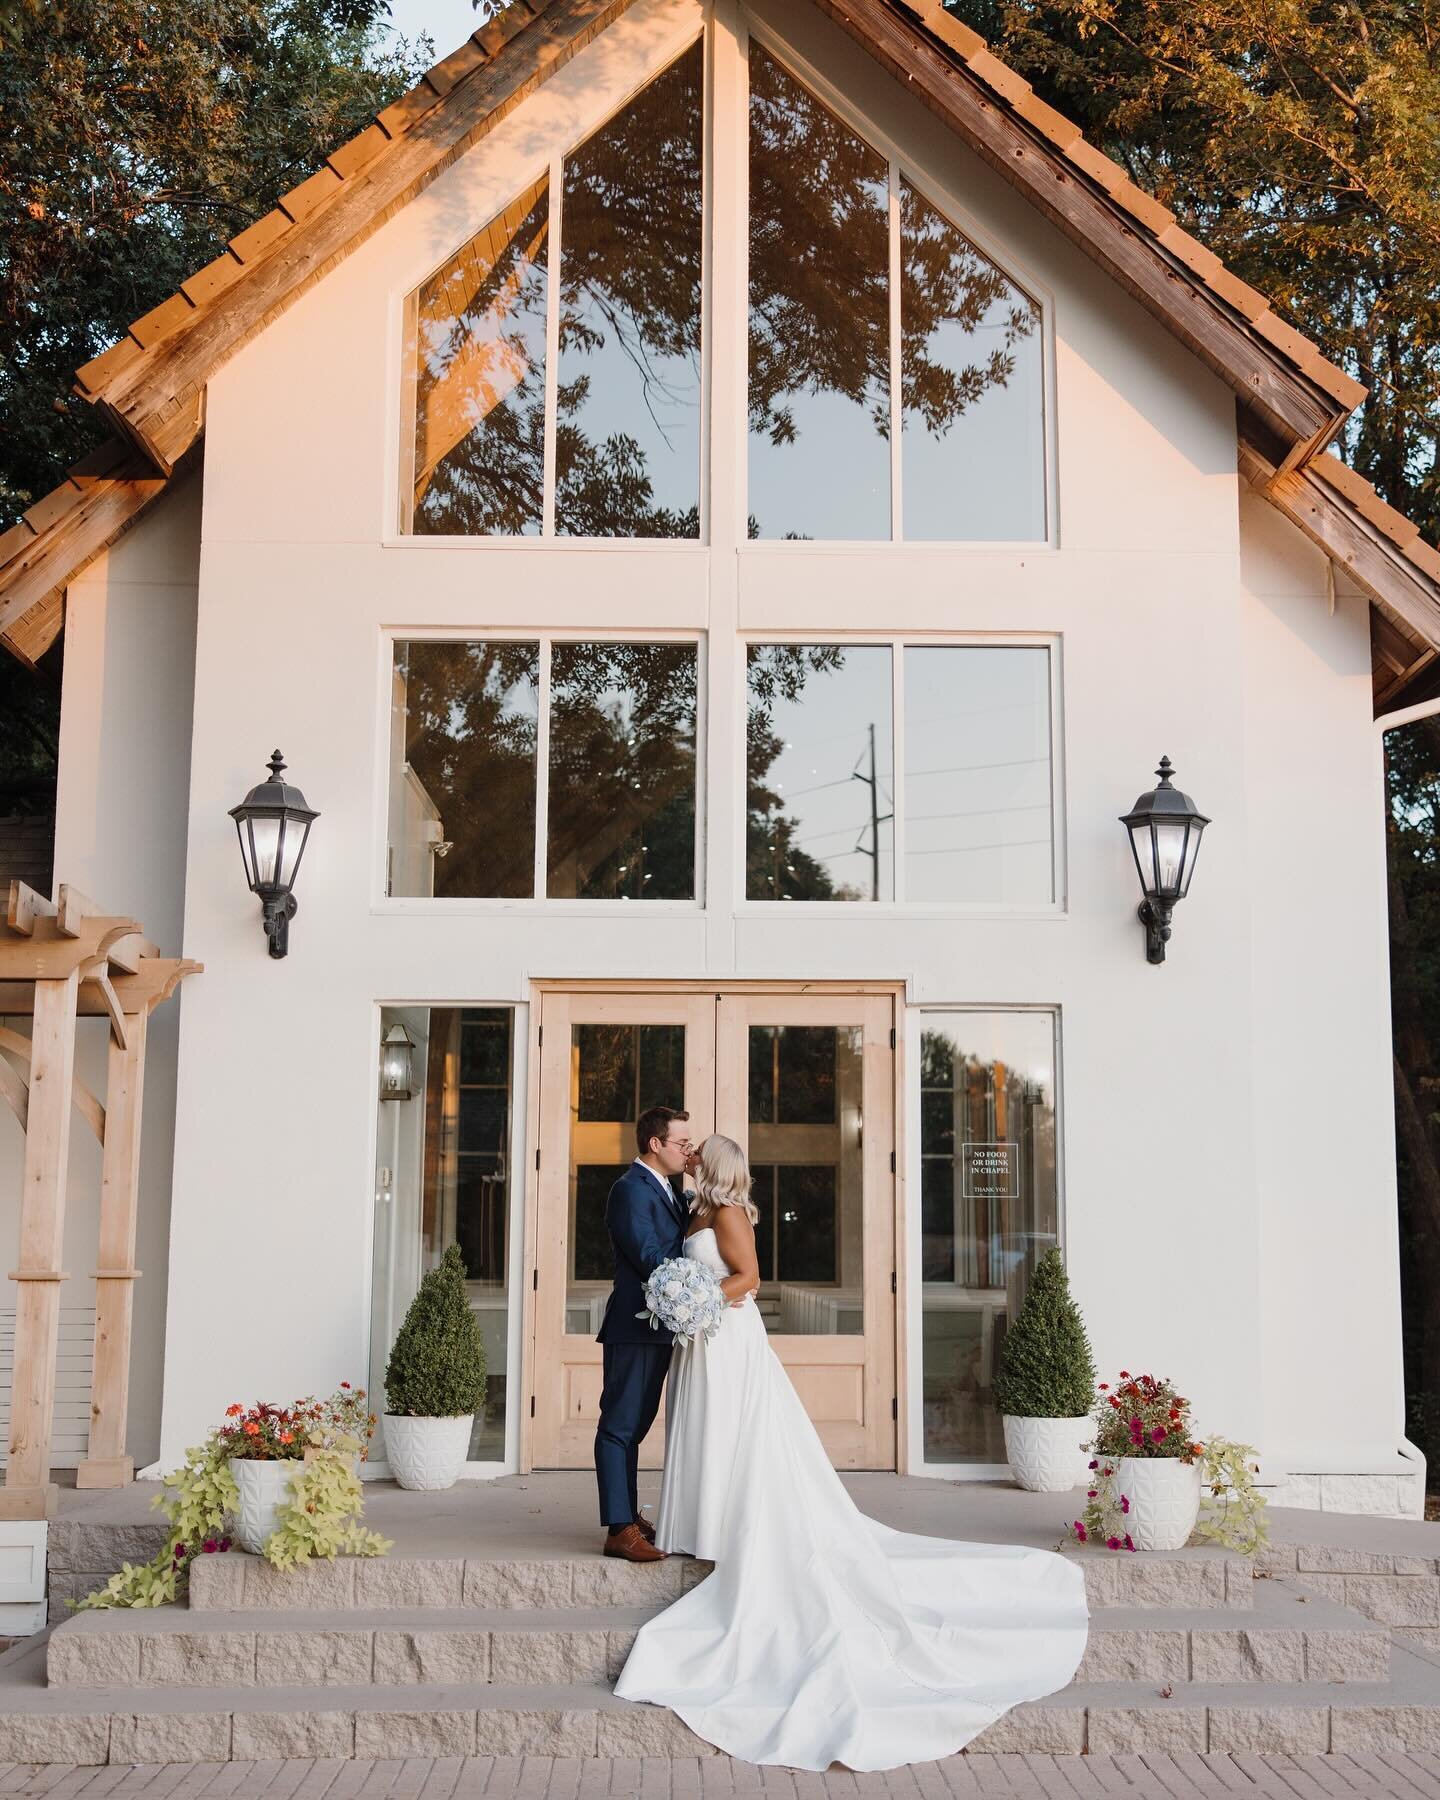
[
  {"xmin": 4, "ymin": 1639, "xmax": 1440, "ymax": 1765},
  {"xmin": 45, "ymin": 1577, "xmax": 1388, "ymax": 1693},
  {"xmin": 186, "ymin": 1543, "xmax": 1255, "ymax": 1613}
]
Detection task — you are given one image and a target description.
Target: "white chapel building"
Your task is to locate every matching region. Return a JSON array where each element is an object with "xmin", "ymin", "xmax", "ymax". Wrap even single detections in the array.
[{"xmin": 3, "ymin": 0, "xmax": 1439, "ymax": 1514}]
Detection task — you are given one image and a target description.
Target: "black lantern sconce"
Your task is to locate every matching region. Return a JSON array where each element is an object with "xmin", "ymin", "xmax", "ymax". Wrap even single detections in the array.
[
  {"xmin": 228, "ymin": 750, "xmax": 319, "ymax": 959},
  {"xmin": 1119, "ymin": 756, "xmax": 1210, "ymax": 964},
  {"xmin": 379, "ymin": 1023, "xmax": 417, "ymax": 1102}
]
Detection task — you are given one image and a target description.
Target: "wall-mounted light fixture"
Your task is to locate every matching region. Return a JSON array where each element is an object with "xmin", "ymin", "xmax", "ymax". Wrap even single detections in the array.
[
  {"xmin": 1119, "ymin": 756, "xmax": 1209, "ymax": 964},
  {"xmin": 228, "ymin": 750, "xmax": 318, "ymax": 959},
  {"xmin": 379, "ymin": 1022, "xmax": 417, "ymax": 1102}
]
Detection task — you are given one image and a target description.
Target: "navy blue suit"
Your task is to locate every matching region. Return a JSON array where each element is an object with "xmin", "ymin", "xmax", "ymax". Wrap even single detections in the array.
[{"xmin": 594, "ymin": 1162, "xmax": 687, "ymax": 1528}]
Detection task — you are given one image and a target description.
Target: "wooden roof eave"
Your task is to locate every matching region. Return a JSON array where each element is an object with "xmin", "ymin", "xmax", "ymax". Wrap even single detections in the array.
[
  {"xmin": 1240, "ymin": 442, "xmax": 1440, "ymax": 716},
  {"xmin": 72, "ymin": 0, "xmax": 634, "ymax": 476}
]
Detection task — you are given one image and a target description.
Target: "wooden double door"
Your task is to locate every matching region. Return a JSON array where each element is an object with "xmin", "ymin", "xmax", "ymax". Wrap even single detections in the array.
[{"xmin": 529, "ymin": 986, "xmax": 898, "ymax": 1470}]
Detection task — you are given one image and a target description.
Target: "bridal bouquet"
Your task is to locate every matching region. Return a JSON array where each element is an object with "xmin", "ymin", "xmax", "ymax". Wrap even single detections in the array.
[{"xmin": 636, "ymin": 1258, "xmax": 727, "ymax": 1344}]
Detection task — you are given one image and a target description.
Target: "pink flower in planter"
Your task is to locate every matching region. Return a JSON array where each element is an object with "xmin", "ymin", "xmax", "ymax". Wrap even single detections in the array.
[
  {"xmin": 1086, "ymin": 1489, "xmax": 1097, "ymax": 1499},
  {"xmin": 202, "ymin": 1539, "xmax": 218, "ymax": 1554},
  {"xmin": 1120, "ymin": 1494, "xmax": 1130, "ymax": 1513},
  {"xmin": 1106, "ymin": 1536, "xmax": 1122, "ymax": 1550},
  {"xmin": 1124, "ymin": 1534, "xmax": 1135, "ymax": 1551},
  {"xmin": 1072, "ymin": 1521, "xmax": 1087, "ymax": 1542}
]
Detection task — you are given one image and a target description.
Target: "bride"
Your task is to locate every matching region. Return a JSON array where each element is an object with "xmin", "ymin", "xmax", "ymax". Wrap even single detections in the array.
[{"xmin": 613, "ymin": 1134, "xmax": 1090, "ymax": 1773}]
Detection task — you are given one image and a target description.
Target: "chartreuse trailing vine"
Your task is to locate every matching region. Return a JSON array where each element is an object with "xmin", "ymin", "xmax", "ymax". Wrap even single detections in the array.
[{"xmin": 75, "ymin": 1395, "xmax": 390, "ymax": 1611}]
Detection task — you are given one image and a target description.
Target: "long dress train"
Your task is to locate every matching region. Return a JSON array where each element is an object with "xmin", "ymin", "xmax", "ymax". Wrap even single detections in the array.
[{"xmin": 612, "ymin": 1227, "xmax": 1090, "ymax": 1772}]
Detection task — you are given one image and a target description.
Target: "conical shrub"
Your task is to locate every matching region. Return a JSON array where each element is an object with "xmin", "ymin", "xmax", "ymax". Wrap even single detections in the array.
[
  {"xmin": 384, "ymin": 1244, "xmax": 487, "ymax": 1418},
  {"xmin": 991, "ymin": 1246, "xmax": 1096, "ymax": 1419}
]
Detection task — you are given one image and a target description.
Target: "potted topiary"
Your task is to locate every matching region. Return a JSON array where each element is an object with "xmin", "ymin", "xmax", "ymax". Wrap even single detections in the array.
[
  {"xmin": 383, "ymin": 1244, "xmax": 487, "ymax": 1490},
  {"xmin": 992, "ymin": 1246, "xmax": 1097, "ymax": 1492}
]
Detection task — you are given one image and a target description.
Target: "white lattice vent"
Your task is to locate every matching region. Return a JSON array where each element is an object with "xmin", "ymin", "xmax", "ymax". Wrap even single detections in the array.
[{"xmin": 0, "ymin": 1309, "xmax": 93, "ymax": 1467}]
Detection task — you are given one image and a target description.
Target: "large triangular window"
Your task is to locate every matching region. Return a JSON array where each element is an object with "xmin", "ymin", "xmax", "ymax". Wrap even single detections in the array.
[{"xmin": 400, "ymin": 37, "xmax": 704, "ymax": 539}]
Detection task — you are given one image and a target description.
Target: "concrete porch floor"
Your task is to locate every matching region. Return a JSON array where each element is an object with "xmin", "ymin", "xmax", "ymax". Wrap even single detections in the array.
[{"xmin": 49, "ymin": 1468, "xmax": 1440, "ymax": 1560}]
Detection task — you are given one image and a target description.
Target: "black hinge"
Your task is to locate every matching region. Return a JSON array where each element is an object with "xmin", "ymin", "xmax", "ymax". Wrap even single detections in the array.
[
  {"xmin": 889, "ymin": 1150, "xmax": 896, "ymax": 1174},
  {"xmin": 535, "ymin": 1148, "xmax": 541, "ymax": 1171},
  {"xmin": 889, "ymin": 1027, "xmax": 896, "ymax": 1049},
  {"xmin": 891, "ymin": 1397, "xmax": 898, "ymax": 1420},
  {"xmin": 533, "ymin": 1268, "xmax": 539, "ymax": 1290},
  {"xmin": 538, "ymin": 1025, "xmax": 543, "ymax": 1048},
  {"xmin": 890, "ymin": 1270, "xmax": 896, "ymax": 1295},
  {"xmin": 530, "ymin": 1395, "xmax": 536, "ymax": 1418}
]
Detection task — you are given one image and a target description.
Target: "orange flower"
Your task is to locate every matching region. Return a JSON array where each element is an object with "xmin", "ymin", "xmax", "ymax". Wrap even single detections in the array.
[
  {"xmin": 242, "ymin": 1421, "xmax": 260, "ymax": 1436},
  {"xmin": 226, "ymin": 1404, "xmax": 243, "ymax": 1417},
  {"xmin": 279, "ymin": 1430, "xmax": 293, "ymax": 1445}
]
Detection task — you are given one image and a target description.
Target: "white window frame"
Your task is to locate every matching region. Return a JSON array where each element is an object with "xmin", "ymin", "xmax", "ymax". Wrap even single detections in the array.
[
  {"xmin": 388, "ymin": 26, "xmax": 711, "ymax": 550},
  {"xmin": 374, "ymin": 627, "xmax": 708, "ymax": 914},
  {"xmin": 903, "ymin": 1002, "xmax": 1066, "ymax": 1482},
  {"xmin": 736, "ymin": 631, "xmax": 1067, "ymax": 915},
  {"xmin": 738, "ymin": 16, "xmax": 1058, "ymax": 552}
]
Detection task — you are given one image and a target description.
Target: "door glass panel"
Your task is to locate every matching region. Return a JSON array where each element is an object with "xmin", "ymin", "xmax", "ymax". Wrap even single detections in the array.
[
  {"xmin": 370, "ymin": 1006, "xmax": 515, "ymax": 1464},
  {"xmin": 547, "ymin": 642, "xmax": 698, "ymax": 900},
  {"xmin": 748, "ymin": 45, "xmax": 890, "ymax": 540},
  {"xmin": 746, "ymin": 644, "xmax": 894, "ymax": 902},
  {"xmin": 406, "ymin": 177, "xmax": 549, "ymax": 536},
  {"xmin": 903, "ymin": 646, "xmax": 1053, "ymax": 903},
  {"xmin": 919, "ymin": 1011, "xmax": 1058, "ymax": 1462},
  {"xmin": 388, "ymin": 640, "xmax": 540, "ymax": 899},
  {"xmin": 568, "ymin": 1022, "xmax": 689, "ymax": 1329},
  {"xmin": 900, "ymin": 177, "xmax": 1044, "ymax": 542},
  {"xmin": 747, "ymin": 1024, "xmax": 863, "ymax": 1335},
  {"xmin": 556, "ymin": 38, "xmax": 704, "ymax": 538}
]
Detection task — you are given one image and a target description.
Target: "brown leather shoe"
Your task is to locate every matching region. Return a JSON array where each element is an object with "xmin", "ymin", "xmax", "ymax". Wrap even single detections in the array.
[
  {"xmin": 634, "ymin": 1513, "xmax": 657, "ymax": 1543},
  {"xmin": 604, "ymin": 1522, "xmax": 668, "ymax": 1562}
]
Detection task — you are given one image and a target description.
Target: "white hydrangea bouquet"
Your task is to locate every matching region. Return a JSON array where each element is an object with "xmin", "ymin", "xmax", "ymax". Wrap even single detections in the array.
[{"xmin": 636, "ymin": 1257, "xmax": 727, "ymax": 1345}]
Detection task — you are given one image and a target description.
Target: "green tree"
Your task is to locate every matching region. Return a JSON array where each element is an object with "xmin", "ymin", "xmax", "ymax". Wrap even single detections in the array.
[
  {"xmin": 385, "ymin": 1244, "xmax": 488, "ymax": 1418},
  {"xmin": 0, "ymin": 0, "xmax": 429, "ymax": 528},
  {"xmin": 944, "ymin": 0, "xmax": 1440, "ymax": 536},
  {"xmin": 992, "ymin": 1245, "xmax": 1098, "ymax": 1419}
]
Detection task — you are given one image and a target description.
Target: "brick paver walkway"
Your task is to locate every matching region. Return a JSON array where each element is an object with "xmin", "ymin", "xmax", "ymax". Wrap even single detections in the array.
[{"xmin": 1, "ymin": 1757, "xmax": 1440, "ymax": 1800}]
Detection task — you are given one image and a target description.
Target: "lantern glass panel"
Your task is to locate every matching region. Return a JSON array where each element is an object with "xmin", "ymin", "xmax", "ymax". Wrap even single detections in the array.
[
  {"xmin": 278, "ymin": 815, "xmax": 311, "ymax": 889},
  {"xmin": 381, "ymin": 1033, "xmax": 414, "ymax": 1099},
  {"xmin": 1128, "ymin": 822, "xmax": 1156, "ymax": 894},
  {"xmin": 1178, "ymin": 822, "xmax": 1204, "ymax": 897},
  {"xmin": 244, "ymin": 815, "xmax": 283, "ymax": 887},
  {"xmin": 1153, "ymin": 821, "xmax": 1189, "ymax": 896}
]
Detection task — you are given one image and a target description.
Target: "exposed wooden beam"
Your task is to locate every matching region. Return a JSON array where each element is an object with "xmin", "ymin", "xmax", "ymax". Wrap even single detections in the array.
[
  {"xmin": 0, "ymin": 957, "xmax": 203, "ymax": 1019},
  {"xmin": 0, "ymin": 1026, "xmax": 105, "ymax": 1142},
  {"xmin": 6, "ymin": 883, "xmax": 56, "ymax": 938}
]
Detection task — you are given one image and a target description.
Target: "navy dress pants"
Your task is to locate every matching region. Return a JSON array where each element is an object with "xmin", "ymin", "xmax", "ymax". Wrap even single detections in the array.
[{"xmin": 595, "ymin": 1340, "xmax": 673, "ymax": 1528}]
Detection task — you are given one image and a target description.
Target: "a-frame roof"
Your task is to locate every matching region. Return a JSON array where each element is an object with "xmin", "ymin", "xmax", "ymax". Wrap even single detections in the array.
[{"xmin": 2, "ymin": 0, "xmax": 1437, "ymax": 710}]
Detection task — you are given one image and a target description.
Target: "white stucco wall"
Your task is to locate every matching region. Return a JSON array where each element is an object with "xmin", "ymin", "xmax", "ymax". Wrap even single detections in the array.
[
  {"xmin": 0, "ymin": 473, "xmax": 201, "ymax": 1469},
  {"xmin": 143, "ymin": 0, "xmax": 1407, "ymax": 1505}
]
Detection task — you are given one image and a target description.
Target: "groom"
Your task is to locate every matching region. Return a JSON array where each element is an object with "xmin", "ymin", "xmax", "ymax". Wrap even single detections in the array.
[{"xmin": 593, "ymin": 1104, "xmax": 693, "ymax": 1563}]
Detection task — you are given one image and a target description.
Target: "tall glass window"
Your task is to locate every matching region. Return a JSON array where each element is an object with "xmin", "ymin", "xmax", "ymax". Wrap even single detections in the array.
[
  {"xmin": 745, "ymin": 644, "xmax": 894, "ymax": 901},
  {"xmin": 388, "ymin": 638, "xmax": 698, "ymax": 901},
  {"xmin": 402, "ymin": 40, "xmax": 703, "ymax": 539},
  {"xmin": 557, "ymin": 38, "xmax": 704, "ymax": 537},
  {"xmin": 371, "ymin": 1006, "xmax": 517, "ymax": 1463},
  {"xmin": 919, "ymin": 1011, "xmax": 1059, "ymax": 1463},
  {"xmin": 747, "ymin": 44, "xmax": 890, "ymax": 541}
]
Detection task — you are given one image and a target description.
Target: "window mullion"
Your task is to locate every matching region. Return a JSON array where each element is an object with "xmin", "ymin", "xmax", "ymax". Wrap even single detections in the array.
[
  {"xmin": 888, "ymin": 160, "xmax": 903, "ymax": 543},
  {"xmin": 534, "ymin": 638, "xmax": 553, "ymax": 899},
  {"xmin": 542, "ymin": 156, "xmax": 564, "ymax": 538},
  {"xmin": 892, "ymin": 640, "xmax": 906, "ymax": 904}
]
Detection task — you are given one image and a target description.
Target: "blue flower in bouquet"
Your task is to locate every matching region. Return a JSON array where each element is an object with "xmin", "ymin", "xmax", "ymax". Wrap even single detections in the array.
[{"xmin": 636, "ymin": 1257, "xmax": 727, "ymax": 1344}]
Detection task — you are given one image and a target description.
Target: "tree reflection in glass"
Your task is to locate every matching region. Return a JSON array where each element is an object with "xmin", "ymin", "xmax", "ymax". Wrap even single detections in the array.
[
  {"xmin": 748, "ymin": 44, "xmax": 890, "ymax": 541},
  {"xmin": 901, "ymin": 179, "xmax": 1043, "ymax": 540},
  {"xmin": 408, "ymin": 180, "xmax": 549, "ymax": 535},
  {"xmin": 556, "ymin": 39, "xmax": 703, "ymax": 538},
  {"xmin": 390, "ymin": 641, "xmax": 539, "ymax": 897},
  {"xmin": 547, "ymin": 642, "xmax": 697, "ymax": 899}
]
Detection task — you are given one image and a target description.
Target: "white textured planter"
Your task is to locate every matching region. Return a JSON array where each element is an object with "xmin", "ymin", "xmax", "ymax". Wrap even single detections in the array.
[
  {"xmin": 1116, "ymin": 1456, "xmax": 1203, "ymax": 1549},
  {"xmin": 384, "ymin": 1413, "xmax": 473, "ymax": 1490},
  {"xmin": 1002, "ymin": 1415, "xmax": 1092, "ymax": 1492},
  {"xmin": 229, "ymin": 1457, "xmax": 305, "ymax": 1553}
]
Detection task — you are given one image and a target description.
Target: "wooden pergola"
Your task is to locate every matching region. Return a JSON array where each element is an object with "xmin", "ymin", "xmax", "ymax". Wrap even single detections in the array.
[{"xmin": 0, "ymin": 881, "xmax": 200, "ymax": 1519}]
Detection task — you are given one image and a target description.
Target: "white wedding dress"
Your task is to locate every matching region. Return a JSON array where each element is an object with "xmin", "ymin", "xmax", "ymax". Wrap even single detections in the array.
[{"xmin": 612, "ymin": 1227, "xmax": 1090, "ymax": 1772}]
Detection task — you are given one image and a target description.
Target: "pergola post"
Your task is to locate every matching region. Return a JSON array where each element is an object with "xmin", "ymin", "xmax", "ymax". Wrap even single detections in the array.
[
  {"xmin": 1, "ymin": 967, "xmax": 79, "ymax": 1520},
  {"xmin": 76, "ymin": 1009, "xmax": 148, "ymax": 1489}
]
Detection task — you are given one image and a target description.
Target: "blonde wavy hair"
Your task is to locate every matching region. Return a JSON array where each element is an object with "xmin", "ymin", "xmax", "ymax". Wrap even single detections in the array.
[{"xmin": 690, "ymin": 1134, "xmax": 760, "ymax": 1225}]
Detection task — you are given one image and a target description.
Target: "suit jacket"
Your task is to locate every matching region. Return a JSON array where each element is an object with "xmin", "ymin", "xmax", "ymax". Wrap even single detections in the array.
[{"xmin": 596, "ymin": 1162, "xmax": 688, "ymax": 1346}]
